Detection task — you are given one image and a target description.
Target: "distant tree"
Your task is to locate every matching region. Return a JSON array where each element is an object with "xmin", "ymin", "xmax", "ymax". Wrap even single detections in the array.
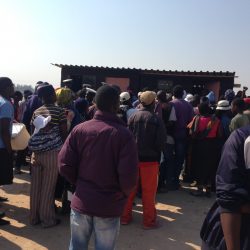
[{"xmin": 15, "ymin": 84, "xmax": 34, "ymax": 93}]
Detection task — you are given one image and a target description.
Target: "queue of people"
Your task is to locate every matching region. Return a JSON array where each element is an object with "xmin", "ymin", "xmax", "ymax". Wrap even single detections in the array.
[{"xmin": 1, "ymin": 75, "xmax": 250, "ymax": 249}]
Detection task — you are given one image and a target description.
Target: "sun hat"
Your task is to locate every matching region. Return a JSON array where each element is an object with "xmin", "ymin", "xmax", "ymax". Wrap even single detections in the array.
[
  {"xmin": 33, "ymin": 115, "xmax": 51, "ymax": 135},
  {"xmin": 120, "ymin": 92, "xmax": 130, "ymax": 102},
  {"xmin": 216, "ymin": 100, "xmax": 231, "ymax": 110},
  {"xmin": 139, "ymin": 91, "xmax": 156, "ymax": 106}
]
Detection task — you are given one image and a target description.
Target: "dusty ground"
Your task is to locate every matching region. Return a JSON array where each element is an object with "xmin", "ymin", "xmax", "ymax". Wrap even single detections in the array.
[{"xmin": 0, "ymin": 167, "xmax": 214, "ymax": 250}]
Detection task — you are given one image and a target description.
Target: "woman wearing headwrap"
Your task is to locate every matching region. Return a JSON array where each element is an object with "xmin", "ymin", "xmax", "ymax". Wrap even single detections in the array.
[
  {"xmin": 55, "ymin": 87, "xmax": 84, "ymax": 213},
  {"xmin": 55, "ymin": 87, "xmax": 84, "ymax": 132}
]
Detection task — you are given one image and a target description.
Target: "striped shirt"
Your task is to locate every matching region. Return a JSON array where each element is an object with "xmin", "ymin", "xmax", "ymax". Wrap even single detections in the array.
[
  {"xmin": 32, "ymin": 104, "xmax": 66, "ymax": 127},
  {"xmin": 29, "ymin": 104, "xmax": 66, "ymax": 152}
]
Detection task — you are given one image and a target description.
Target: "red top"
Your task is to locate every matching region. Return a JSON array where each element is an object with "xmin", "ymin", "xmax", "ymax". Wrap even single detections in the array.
[{"xmin": 197, "ymin": 116, "xmax": 220, "ymax": 138}]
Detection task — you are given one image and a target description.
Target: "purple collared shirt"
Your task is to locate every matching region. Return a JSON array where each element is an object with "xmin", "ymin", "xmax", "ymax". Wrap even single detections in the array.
[{"xmin": 58, "ymin": 110, "xmax": 138, "ymax": 217}]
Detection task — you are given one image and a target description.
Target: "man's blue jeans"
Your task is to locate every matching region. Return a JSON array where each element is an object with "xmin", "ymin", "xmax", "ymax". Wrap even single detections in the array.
[
  {"xmin": 69, "ymin": 209, "xmax": 120, "ymax": 250},
  {"xmin": 173, "ymin": 138, "xmax": 188, "ymax": 187},
  {"xmin": 159, "ymin": 143, "xmax": 175, "ymax": 188}
]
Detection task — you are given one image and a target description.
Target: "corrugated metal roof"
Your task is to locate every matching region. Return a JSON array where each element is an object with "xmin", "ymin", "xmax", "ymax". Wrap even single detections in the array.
[{"xmin": 51, "ymin": 63, "xmax": 235, "ymax": 77}]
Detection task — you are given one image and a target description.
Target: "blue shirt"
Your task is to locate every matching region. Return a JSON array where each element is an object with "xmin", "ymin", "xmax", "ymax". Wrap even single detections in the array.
[{"xmin": 0, "ymin": 96, "xmax": 14, "ymax": 148}]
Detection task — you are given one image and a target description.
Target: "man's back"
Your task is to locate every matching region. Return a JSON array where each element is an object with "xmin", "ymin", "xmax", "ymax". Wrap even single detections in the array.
[
  {"xmin": 171, "ymin": 98, "xmax": 194, "ymax": 138},
  {"xmin": 128, "ymin": 108, "xmax": 166, "ymax": 162},
  {"xmin": 59, "ymin": 111, "xmax": 138, "ymax": 217}
]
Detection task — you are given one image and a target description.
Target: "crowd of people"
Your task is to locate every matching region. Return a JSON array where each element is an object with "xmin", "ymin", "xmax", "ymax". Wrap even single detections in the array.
[{"xmin": 0, "ymin": 76, "xmax": 250, "ymax": 249}]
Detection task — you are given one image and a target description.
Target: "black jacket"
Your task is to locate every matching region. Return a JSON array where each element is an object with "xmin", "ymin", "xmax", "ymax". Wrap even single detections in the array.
[
  {"xmin": 128, "ymin": 107, "xmax": 166, "ymax": 162},
  {"xmin": 200, "ymin": 126, "xmax": 250, "ymax": 249}
]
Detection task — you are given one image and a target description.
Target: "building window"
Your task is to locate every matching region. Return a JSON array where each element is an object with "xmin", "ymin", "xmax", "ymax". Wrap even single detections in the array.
[{"xmin": 158, "ymin": 80, "xmax": 173, "ymax": 92}]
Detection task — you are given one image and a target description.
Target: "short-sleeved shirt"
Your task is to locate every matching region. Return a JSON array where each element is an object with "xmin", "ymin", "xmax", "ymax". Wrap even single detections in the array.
[
  {"xmin": 0, "ymin": 96, "xmax": 14, "ymax": 149},
  {"xmin": 229, "ymin": 113, "xmax": 249, "ymax": 132},
  {"xmin": 30, "ymin": 104, "xmax": 66, "ymax": 152}
]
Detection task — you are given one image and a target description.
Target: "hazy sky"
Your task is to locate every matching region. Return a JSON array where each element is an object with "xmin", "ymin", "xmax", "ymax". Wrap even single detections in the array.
[{"xmin": 0, "ymin": 0, "xmax": 249, "ymax": 88}]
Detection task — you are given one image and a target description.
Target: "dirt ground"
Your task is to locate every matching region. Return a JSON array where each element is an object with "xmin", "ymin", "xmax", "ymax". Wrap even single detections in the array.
[{"xmin": 0, "ymin": 167, "xmax": 214, "ymax": 250}]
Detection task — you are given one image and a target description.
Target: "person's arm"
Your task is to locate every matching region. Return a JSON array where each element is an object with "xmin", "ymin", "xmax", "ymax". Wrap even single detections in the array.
[
  {"xmin": 0, "ymin": 118, "xmax": 12, "ymax": 154},
  {"xmin": 220, "ymin": 213, "xmax": 241, "ymax": 250},
  {"xmin": 58, "ymin": 128, "xmax": 79, "ymax": 184}
]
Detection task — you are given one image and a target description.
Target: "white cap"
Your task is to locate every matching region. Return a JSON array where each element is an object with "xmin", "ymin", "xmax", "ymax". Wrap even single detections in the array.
[
  {"xmin": 33, "ymin": 115, "xmax": 51, "ymax": 135},
  {"xmin": 185, "ymin": 94, "xmax": 194, "ymax": 103},
  {"xmin": 120, "ymin": 92, "xmax": 131, "ymax": 102}
]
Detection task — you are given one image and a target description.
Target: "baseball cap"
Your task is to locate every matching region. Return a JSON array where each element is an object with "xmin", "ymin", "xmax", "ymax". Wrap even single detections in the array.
[{"xmin": 139, "ymin": 91, "xmax": 156, "ymax": 106}]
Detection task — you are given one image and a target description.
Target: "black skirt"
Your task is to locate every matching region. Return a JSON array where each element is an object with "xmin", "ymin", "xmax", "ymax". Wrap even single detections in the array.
[
  {"xmin": 0, "ymin": 148, "xmax": 13, "ymax": 185},
  {"xmin": 191, "ymin": 138, "xmax": 220, "ymax": 185}
]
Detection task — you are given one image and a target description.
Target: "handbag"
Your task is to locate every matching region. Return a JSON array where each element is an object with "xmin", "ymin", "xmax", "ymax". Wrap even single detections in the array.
[{"xmin": 11, "ymin": 123, "xmax": 30, "ymax": 150}]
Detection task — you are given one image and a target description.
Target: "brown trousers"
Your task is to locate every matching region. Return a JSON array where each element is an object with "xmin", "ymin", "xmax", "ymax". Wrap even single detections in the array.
[{"xmin": 30, "ymin": 150, "xmax": 59, "ymax": 227}]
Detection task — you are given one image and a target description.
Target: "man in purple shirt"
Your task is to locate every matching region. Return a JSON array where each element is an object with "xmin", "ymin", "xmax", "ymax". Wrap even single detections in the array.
[
  {"xmin": 170, "ymin": 85, "xmax": 194, "ymax": 190},
  {"xmin": 58, "ymin": 85, "xmax": 138, "ymax": 250}
]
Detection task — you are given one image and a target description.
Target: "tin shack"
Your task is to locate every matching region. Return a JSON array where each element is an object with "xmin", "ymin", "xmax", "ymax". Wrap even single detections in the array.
[{"xmin": 53, "ymin": 64, "xmax": 235, "ymax": 100}]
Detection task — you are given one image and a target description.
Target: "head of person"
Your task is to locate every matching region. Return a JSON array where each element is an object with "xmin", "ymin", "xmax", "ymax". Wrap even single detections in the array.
[
  {"xmin": 198, "ymin": 102, "xmax": 211, "ymax": 116},
  {"xmin": 55, "ymin": 87, "xmax": 73, "ymax": 107},
  {"xmin": 139, "ymin": 91, "xmax": 156, "ymax": 110},
  {"xmin": 0, "ymin": 77, "xmax": 14, "ymax": 98},
  {"xmin": 231, "ymin": 98, "xmax": 245, "ymax": 115},
  {"xmin": 95, "ymin": 85, "xmax": 120, "ymax": 114},
  {"xmin": 34, "ymin": 81, "xmax": 44, "ymax": 93},
  {"xmin": 244, "ymin": 98, "xmax": 250, "ymax": 110},
  {"xmin": 157, "ymin": 90, "xmax": 167, "ymax": 103},
  {"xmin": 224, "ymin": 89, "xmax": 235, "ymax": 104},
  {"xmin": 77, "ymin": 88, "xmax": 87, "ymax": 99},
  {"xmin": 63, "ymin": 79, "xmax": 73, "ymax": 91},
  {"xmin": 23, "ymin": 90, "xmax": 33, "ymax": 100},
  {"xmin": 215, "ymin": 100, "xmax": 231, "ymax": 118},
  {"xmin": 120, "ymin": 91, "xmax": 131, "ymax": 106},
  {"xmin": 74, "ymin": 98, "xmax": 89, "ymax": 116},
  {"xmin": 13, "ymin": 91, "xmax": 23, "ymax": 103},
  {"xmin": 37, "ymin": 85, "xmax": 56, "ymax": 104},
  {"xmin": 86, "ymin": 91, "xmax": 96, "ymax": 103},
  {"xmin": 191, "ymin": 94, "xmax": 200, "ymax": 107},
  {"xmin": 173, "ymin": 85, "xmax": 184, "ymax": 99},
  {"xmin": 200, "ymin": 96, "xmax": 210, "ymax": 105}
]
